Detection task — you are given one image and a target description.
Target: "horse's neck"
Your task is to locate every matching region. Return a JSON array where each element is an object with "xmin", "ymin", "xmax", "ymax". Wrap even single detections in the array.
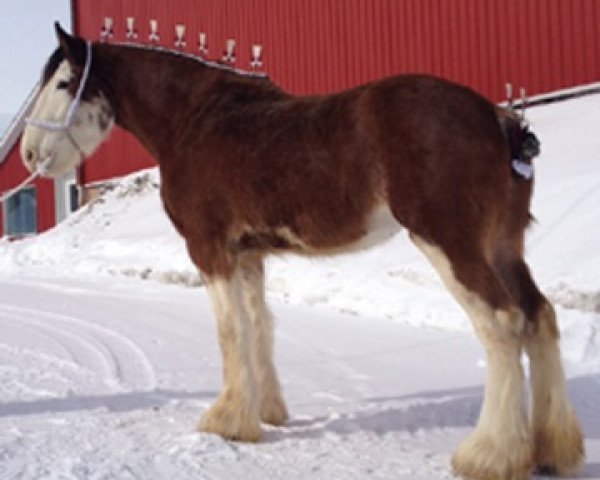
[{"xmin": 98, "ymin": 44, "xmax": 222, "ymax": 159}]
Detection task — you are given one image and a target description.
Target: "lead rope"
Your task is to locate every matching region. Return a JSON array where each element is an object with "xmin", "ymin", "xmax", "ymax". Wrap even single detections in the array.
[
  {"xmin": 1, "ymin": 41, "xmax": 93, "ymax": 205},
  {"xmin": 0, "ymin": 157, "xmax": 53, "ymax": 204}
]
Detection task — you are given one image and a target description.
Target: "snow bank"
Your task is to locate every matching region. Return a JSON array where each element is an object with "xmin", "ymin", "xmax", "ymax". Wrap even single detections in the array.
[{"xmin": 0, "ymin": 171, "xmax": 199, "ymax": 285}]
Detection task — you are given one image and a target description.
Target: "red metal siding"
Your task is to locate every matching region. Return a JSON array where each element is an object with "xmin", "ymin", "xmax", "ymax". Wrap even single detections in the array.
[
  {"xmin": 71, "ymin": 0, "xmax": 600, "ymax": 184},
  {"xmin": 0, "ymin": 145, "xmax": 55, "ymax": 236},
  {"xmin": 74, "ymin": 0, "xmax": 600, "ymax": 98}
]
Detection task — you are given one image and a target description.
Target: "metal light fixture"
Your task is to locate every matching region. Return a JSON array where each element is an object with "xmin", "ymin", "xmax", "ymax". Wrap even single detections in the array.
[
  {"xmin": 126, "ymin": 17, "xmax": 138, "ymax": 40},
  {"xmin": 505, "ymin": 82, "xmax": 514, "ymax": 108},
  {"xmin": 100, "ymin": 17, "xmax": 114, "ymax": 42},
  {"xmin": 198, "ymin": 32, "xmax": 209, "ymax": 56},
  {"xmin": 222, "ymin": 39, "xmax": 236, "ymax": 63},
  {"xmin": 251, "ymin": 44, "xmax": 263, "ymax": 68},
  {"xmin": 174, "ymin": 24, "xmax": 186, "ymax": 48},
  {"xmin": 148, "ymin": 19, "xmax": 160, "ymax": 43},
  {"xmin": 520, "ymin": 87, "xmax": 528, "ymax": 112}
]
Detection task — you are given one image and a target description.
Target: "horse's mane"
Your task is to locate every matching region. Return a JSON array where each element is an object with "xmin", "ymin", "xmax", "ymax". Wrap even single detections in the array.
[
  {"xmin": 41, "ymin": 40, "xmax": 269, "ymax": 90},
  {"xmin": 112, "ymin": 42, "xmax": 270, "ymax": 81}
]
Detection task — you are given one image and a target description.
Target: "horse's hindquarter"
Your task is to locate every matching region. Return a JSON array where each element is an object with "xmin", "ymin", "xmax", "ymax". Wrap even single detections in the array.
[{"xmin": 363, "ymin": 75, "xmax": 513, "ymax": 240}]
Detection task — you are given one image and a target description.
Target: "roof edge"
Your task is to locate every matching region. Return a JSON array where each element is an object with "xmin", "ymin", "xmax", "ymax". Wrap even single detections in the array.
[{"xmin": 0, "ymin": 84, "xmax": 40, "ymax": 166}]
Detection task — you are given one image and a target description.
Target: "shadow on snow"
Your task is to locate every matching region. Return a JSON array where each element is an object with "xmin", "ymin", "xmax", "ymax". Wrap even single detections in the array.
[{"xmin": 0, "ymin": 388, "xmax": 217, "ymax": 416}]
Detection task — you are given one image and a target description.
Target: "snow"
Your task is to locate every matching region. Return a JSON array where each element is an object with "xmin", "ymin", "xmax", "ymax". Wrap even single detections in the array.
[{"xmin": 1, "ymin": 93, "xmax": 600, "ymax": 479}]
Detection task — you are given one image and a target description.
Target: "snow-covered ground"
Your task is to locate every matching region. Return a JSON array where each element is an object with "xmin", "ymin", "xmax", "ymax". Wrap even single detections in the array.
[{"xmin": 1, "ymin": 93, "xmax": 599, "ymax": 479}]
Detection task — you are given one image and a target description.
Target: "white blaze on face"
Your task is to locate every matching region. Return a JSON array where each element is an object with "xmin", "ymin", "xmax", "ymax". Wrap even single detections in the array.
[{"xmin": 20, "ymin": 60, "xmax": 114, "ymax": 178}]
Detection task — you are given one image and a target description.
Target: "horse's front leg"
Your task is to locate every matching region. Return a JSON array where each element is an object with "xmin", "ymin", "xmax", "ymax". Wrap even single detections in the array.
[
  {"xmin": 199, "ymin": 263, "xmax": 261, "ymax": 442},
  {"xmin": 238, "ymin": 252, "xmax": 288, "ymax": 426}
]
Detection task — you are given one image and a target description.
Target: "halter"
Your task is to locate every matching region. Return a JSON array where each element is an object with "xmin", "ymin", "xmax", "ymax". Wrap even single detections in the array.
[
  {"xmin": 25, "ymin": 40, "xmax": 93, "ymax": 157},
  {"xmin": 1, "ymin": 41, "xmax": 93, "ymax": 205}
]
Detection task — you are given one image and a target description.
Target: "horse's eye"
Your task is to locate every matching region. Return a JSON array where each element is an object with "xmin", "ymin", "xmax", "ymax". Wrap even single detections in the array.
[{"xmin": 56, "ymin": 80, "xmax": 69, "ymax": 90}]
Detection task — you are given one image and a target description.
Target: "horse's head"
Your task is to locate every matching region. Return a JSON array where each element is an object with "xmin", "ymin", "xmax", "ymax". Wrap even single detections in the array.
[{"xmin": 21, "ymin": 22, "xmax": 115, "ymax": 178}]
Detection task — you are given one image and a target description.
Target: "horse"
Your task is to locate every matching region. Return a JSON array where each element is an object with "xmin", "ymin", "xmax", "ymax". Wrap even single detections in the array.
[{"xmin": 21, "ymin": 23, "xmax": 583, "ymax": 480}]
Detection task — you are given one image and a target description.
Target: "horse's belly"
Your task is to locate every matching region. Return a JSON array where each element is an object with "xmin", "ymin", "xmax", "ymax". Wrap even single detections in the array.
[
  {"xmin": 294, "ymin": 205, "xmax": 402, "ymax": 255},
  {"xmin": 236, "ymin": 206, "xmax": 401, "ymax": 256},
  {"xmin": 344, "ymin": 205, "xmax": 402, "ymax": 253}
]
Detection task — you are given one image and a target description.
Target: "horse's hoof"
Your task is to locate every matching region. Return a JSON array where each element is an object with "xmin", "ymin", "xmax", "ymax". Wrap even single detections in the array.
[
  {"xmin": 533, "ymin": 464, "xmax": 557, "ymax": 475},
  {"xmin": 260, "ymin": 392, "xmax": 289, "ymax": 426},
  {"xmin": 533, "ymin": 409, "xmax": 584, "ymax": 476},
  {"xmin": 452, "ymin": 430, "xmax": 532, "ymax": 480},
  {"xmin": 198, "ymin": 396, "xmax": 261, "ymax": 442}
]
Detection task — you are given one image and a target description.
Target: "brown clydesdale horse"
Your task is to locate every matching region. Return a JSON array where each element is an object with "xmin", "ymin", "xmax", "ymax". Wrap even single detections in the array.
[{"xmin": 21, "ymin": 23, "xmax": 583, "ymax": 480}]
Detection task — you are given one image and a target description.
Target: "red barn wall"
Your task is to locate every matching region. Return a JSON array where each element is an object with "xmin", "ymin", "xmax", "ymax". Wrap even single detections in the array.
[
  {"xmin": 0, "ymin": 145, "xmax": 55, "ymax": 236},
  {"xmin": 72, "ymin": 0, "xmax": 600, "ymax": 184}
]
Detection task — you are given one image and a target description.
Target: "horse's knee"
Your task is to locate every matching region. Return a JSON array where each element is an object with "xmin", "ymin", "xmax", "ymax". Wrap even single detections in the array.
[
  {"xmin": 491, "ymin": 252, "xmax": 550, "ymax": 324},
  {"xmin": 531, "ymin": 301, "xmax": 559, "ymax": 339},
  {"xmin": 494, "ymin": 305, "xmax": 526, "ymax": 337}
]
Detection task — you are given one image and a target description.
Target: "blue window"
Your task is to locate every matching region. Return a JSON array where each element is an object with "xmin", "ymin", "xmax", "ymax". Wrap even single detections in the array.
[{"xmin": 4, "ymin": 187, "xmax": 37, "ymax": 235}]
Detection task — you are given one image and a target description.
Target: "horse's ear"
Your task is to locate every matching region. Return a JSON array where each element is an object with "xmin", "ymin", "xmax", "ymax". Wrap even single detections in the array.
[{"xmin": 54, "ymin": 21, "xmax": 86, "ymax": 66}]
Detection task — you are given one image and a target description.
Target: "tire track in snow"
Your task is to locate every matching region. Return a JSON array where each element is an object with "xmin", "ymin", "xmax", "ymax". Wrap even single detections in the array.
[
  {"xmin": 0, "ymin": 312, "xmax": 76, "ymax": 363},
  {"xmin": 0, "ymin": 310, "xmax": 116, "ymax": 380},
  {"xmin": 0, "ymin": 304, "xmax": 157, "ymax": 391}
]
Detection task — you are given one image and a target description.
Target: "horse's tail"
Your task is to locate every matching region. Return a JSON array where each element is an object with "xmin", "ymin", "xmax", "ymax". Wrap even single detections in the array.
[{"xmin": 496, "ymin": 107, "xmax": 540, "ymax": 180}]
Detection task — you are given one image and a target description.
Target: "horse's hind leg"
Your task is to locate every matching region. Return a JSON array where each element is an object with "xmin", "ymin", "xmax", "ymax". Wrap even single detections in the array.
[
  {"xmin": 238, "ymin": 252, "xmax": 288, "ymax": 426},
  {"xmin": 411, "ymin": 233, "xmax": 532, "ymax": 480},
  {"xmin": 199, "ymin": 262, "xmax": 261, "ymax": 442},
  {"xmin": 493, "ymin": 252, "xmax": 584, "ymax": 475}
]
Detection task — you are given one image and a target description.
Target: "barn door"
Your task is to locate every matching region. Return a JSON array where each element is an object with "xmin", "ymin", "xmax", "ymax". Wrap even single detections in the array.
[{"xmin": 54, "ymin": 170, "xmax": 79, "ymax": 224}]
